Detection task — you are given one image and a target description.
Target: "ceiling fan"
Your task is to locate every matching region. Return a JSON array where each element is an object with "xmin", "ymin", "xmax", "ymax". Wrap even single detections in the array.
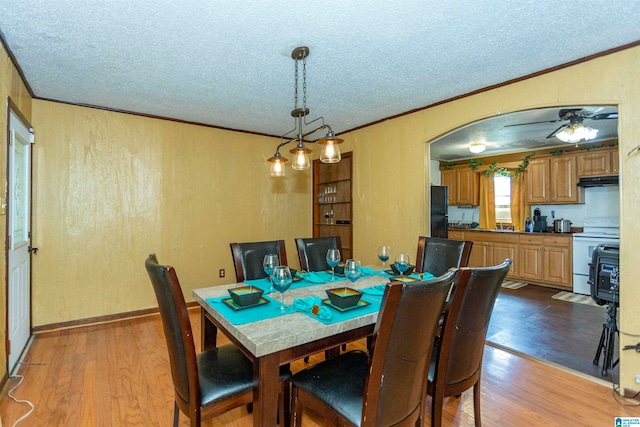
[{"xmin": 504, "ymin": 107, "xmax": 618, "ymax": 140}]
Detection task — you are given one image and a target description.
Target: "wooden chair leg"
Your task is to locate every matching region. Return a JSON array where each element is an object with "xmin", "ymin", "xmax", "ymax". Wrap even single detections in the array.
[
  {"xmin": 280, "ymin": 380, "xmax": 291, "ymax": 426},
  {"xmin": 173, "ymin": 401, "xmax": 179, "ymax": 427},
  {"xmin": 431, "ymin": 389, "xmax": 444, "ymax": 427},
  {"xmin": 473, "ymin": 381, "xmax": 482, "ymax": 427},
  {"xmin": 291, "ymin": 384, "xmax": 303, "ymax": 427}
]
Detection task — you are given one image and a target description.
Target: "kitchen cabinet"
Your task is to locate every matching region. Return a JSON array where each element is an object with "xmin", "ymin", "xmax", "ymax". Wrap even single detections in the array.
[
  {"xmin": 441, "ymin": 167, "xmax": 479, "ymax": 206},
  {"xmin": 577, "ymin": 147, "xmax": 619, "ymax": 176},
  {"xmin": 450, "ymin": 230, "xmax": 572, "ymax": 290},
  {"xmin": 525, "ymin": 155, "xmax": 582, "ymax": 204},
  {"xmin": 463, "ymin": 231, "xmax": 518, "ymax": 279},
  {"xmin": 313, "ymin": 152, "xmax": 353, "ymax": 260},
  {"xmin": 542, "ymin": 235, "xmax": 572, "ymax": 286},
  {"xmin": 519, "ymin": 234, "xmax": 544, "ymax": 280}
]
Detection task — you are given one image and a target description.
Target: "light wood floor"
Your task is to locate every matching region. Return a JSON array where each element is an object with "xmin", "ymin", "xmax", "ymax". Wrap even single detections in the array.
[{"xmin": 1, "ymin": 308, "xmax": 639, "ymax": 426}]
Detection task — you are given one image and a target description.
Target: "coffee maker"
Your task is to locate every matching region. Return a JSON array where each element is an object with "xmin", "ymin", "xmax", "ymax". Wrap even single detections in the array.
[{"xmin": 533, "ymin": 208, "xmax": 547, "ymax": 232}]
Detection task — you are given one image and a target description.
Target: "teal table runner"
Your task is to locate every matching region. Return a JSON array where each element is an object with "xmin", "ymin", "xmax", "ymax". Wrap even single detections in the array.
[
  {"xmin": 206, "ymin": 295, "xmax": 289, "ymax": 325},
  {"xmin": 293, "ymin": 294, "xmax": 382, "ymax": 325}
]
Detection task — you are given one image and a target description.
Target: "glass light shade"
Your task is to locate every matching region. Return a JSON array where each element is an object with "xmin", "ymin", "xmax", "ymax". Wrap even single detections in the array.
[
  {"xmin": 267, "ymin": 154, "xmax": 288, "ymax": 177},
  {"xmin": 320, "ymin": 142, "xmax": 341, "ymax": 163},
  {"xmin": 469, "ymin": 143, "xmax": 486, "ymax": 154},
  {"xmin": 556, "ymin": 124, "xmax": 598, "ymax": 143},
  {"xmin": 290, "ymin": 146, "xmax": 312, "ymax": 170},
  {"xmin": 270, "ymin": 160, "xmax": 286, "ymax": 176}
]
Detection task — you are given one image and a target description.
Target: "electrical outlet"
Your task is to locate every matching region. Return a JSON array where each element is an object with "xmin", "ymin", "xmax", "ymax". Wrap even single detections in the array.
[
  {"xmin": 219, "ymin": 269, "xmax": 225, "ymax": 278},
  {"xmin": 636, "ymin": 374, "xmax": 640, "ymax": 384}
]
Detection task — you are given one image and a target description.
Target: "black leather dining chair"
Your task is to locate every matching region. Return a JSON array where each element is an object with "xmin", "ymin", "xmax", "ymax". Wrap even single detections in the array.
[
  {"xmin": 290, "ymin": 271, "xmax": 457, "ymax": 427},
  {"xmin": 415, "ymin": 236, "xmax": 473, "ymax": 276},
  {"xmin": 295, "ymin": 236, "xmax": 342, "ymax": 272},
  {"xmin": 145, "ymin": 254, "xmax": 290, "ymax": 426},
  {"xmin": 230, "ymin": 240, "xmax": 288, "ymax": 282},
  {"xmin": 427, "ymin": 259, "xmax": 511, "ymax": 427}
]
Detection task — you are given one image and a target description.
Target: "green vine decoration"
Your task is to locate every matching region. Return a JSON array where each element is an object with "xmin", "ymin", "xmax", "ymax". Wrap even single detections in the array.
[
  {"xmin": 467, "ymin": 159, "xmax": 483, "ymax": 170},
  {"xmin": 441, "ymin": 162, "xmax": 458, "ymax": 170},
  {"xmin": 483, "ymin": 161, "xmax": 511, "ymax": 177},
  {"xmin": 550, "ymin": 150, "xmax": 565, "ymax": 156},
  {"xmin": 514, "ymin": 152, "xmax": 535, "ymax": 177},
  {"xmin": 482, "ymin": 152, "xmax": 535, "ymax": 177}
]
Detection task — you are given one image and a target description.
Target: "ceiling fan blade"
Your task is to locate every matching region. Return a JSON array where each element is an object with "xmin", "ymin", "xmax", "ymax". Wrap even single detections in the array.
[
  {"xmin": 589, "ymin": 112, "xmax": 618, "ymax": 120},
  {"xmin": 504, "ymin": 119, "xmax": 561, "ymax": 128},
  {"xmin": 546, "ymin": 123, "xmax": 569, "ymax": 139}
]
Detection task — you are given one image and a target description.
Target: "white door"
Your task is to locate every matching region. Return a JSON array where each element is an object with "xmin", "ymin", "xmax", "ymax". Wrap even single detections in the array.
[{"xmin": 8, "ymin": 111, "xmax": 33, "ymax": 373}]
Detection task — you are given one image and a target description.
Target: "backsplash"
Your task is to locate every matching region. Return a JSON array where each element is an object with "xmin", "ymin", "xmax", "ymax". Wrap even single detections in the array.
[{"xmin": 446, "ymin": 185, "xmax": 619, "ymax": 227}]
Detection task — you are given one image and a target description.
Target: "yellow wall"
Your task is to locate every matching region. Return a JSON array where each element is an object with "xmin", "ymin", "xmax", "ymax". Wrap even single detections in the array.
[
  {"xmin": 2, "ymin": 40, "xmax": 640, "ymax": 393},
  {"xmin": 347, "ymin": 46, "xmax": 640, "ymax": 393},
  {"xmin": 1, "ymin": 43, "xmax": 33, "ymax": 376},
  {"xmin": 31, "ymin": 102, "xmax": 311, "ymax": 322}
]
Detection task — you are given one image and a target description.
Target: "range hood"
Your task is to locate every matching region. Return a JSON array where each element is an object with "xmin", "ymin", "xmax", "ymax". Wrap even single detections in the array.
[{"xmin": 577, "ymin": 176, "xmax": 619, "ymax": 187}]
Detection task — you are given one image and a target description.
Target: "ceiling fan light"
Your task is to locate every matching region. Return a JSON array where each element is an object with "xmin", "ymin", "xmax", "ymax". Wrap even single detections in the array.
[
  {"xmin": 469, "ymin": 142, "xmax": 486, "ymax": 154},
  {"xmin": 556, "ymin": 123, "xmax": 598, "ymax": 143}
]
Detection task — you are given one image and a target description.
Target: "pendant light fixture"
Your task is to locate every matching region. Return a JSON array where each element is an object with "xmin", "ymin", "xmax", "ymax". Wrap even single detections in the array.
[{"xmin": 267, "ymin": 46, "xmax": 343, "ymax": 176}]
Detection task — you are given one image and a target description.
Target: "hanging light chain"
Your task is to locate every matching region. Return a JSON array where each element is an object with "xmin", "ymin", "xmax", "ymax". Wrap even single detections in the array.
[
  {"xmin": 302, "ymin": 55, "xmax": 307, "ymax": 111},
  {"xmin": 294, "ymin": 58, "xmax": 299, "ymax": 110}
]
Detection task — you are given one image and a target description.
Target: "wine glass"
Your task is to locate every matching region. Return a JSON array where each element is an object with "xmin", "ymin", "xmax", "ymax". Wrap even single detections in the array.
[
  {"xmin": 263, "ymin": 254, "xmax": 279, "ymax": 293},
  {"xmin": 271, "ymin": 266, "xmax": 293, "ymax": 312},
  {"xmin": 326, "ymin": 248, "xmax": 341, "ymax": 281},
  {"xmin": 377, "ymin": 245, "xmax": 391, "ymax": 267},
  {"xmin": 344, "ymin": 259, "xmax": 362, "ymax": 291},
  {"xmin": 394, "ymin": 253, "xmax": 410, "ymax": 279}
]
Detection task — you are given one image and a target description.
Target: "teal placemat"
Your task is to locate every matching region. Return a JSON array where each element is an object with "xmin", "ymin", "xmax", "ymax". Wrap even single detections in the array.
[
  {"xmin": 244, "ymin": 271, "xmax": 333, "ymax": 291},
  {"xmin": 294, "ymin": 294, "xmax": 382, "ymax": 325},
  {"xmin": 206, "ymin": 295, "xmax": 290, "ymax": 325}
]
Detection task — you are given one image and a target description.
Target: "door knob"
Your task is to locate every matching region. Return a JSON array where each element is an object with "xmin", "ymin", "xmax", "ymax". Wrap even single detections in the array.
[{"xmin": 28, "ymin": 246, "xmax": 38, "ymax": 255}]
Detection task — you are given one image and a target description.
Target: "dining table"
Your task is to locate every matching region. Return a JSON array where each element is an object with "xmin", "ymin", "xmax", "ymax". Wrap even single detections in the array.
[{"xmin": 192, "ymin": 268, "xmax": 432, "ymax": 426}]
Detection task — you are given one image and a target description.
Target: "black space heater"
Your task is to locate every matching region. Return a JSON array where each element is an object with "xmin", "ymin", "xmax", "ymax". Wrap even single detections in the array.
[{"xmin": 588, "ymin": 243, "xmax": 619, "ymax": 376}]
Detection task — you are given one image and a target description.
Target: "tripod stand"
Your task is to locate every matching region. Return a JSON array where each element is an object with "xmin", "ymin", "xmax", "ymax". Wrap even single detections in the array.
[{"xmin": 593, "ymin": 299, "xmax": 618, "ymax": 376}]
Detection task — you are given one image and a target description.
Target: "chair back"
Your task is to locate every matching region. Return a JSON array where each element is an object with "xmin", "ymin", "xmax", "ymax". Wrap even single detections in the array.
[
  {"xmin": 415, "ymin": 236, "xmax": 473, "ymax": 276},
  {"xmin": 362, "ymin": 270, "xmax": 456, "ymax": 426},
  {"xmin": 145, "ymin": 254, "xmax": 198, "ymax": 410},
  {"xmin": 434, "ymin": 259, "xmax": 511, "ymax": 388},
  {"xmin": 230, "ymin": 240, "xmax": 288, "ymax": 282},
  {"xmin": 295, "ymin": 236, "xmax": 342, "ymax": 272}
]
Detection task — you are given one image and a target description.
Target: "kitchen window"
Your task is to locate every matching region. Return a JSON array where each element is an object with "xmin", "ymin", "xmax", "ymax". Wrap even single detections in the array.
[{"xmin": 494, "ymin": 175, "xmax": 512, "ymax": 222}]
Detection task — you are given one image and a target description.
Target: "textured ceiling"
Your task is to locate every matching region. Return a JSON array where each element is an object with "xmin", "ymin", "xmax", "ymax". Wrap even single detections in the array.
[
  {"xmin": 0, "ymin": 1, "xmax": 639, "ymax": 153},
  {"xmin": 430, "ymin": 106, "xmax": 619, "ymax": 161}
]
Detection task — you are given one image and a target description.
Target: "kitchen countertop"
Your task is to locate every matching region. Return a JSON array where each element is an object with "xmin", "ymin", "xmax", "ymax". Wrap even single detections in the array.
[{"xmin": 448, "ymin": 227, "xmax": 580, "ymax": 235}]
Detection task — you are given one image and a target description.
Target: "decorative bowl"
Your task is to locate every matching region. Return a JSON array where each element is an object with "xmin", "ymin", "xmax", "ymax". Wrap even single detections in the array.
[
  {"xmin": 390, "ymin": 264, "xmax": 415, "ymax": 276},
  {"xmin": 333, "ymin": 263, "xmax": 346, "ymax": 275},
  {"xmin": 228, "ymin": 286, "xmax": 264, "ymax": 307},
  {"xmin": 326, "ymin": 287, "xmax": 363, "ymax": 309}
]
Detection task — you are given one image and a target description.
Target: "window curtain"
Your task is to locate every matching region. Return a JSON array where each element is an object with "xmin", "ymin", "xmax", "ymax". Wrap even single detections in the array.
[
  {"xmin": 479, "ymin": 173, "xmax": 496, "ymax": 229},
  {"xmin": 510, "ymin": 172, "xmax": 527, "ymax": 231}
]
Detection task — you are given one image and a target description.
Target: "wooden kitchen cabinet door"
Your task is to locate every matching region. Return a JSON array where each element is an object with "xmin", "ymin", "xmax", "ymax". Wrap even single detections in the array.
[
  {"xmin": 457, "ymin": 168, "xmax": 479, "ymax": 205},
  {"xmin": 525, "ymin": 158, "xmax": 549, "ymax": 203},
  {"xmin": 468, "ymin": 241, "xmax": 490, "ymax": 268},
  {"xmin": 550, "ymin": 155, "xmax": 581, "ymax": 203},
  {"xmin": 543, "ymin": 246, "xmax": 571, "ymax": 286},
  {"xmin": 440, "ymin": 167, "xmax": 478, "ymax": 206},
  {"xmin": 440, "ymin": 169, "xmax": 457, "ymax": 206},
  {"xmin": 578, "ymin": 151, "xmax": 612, "ymax": 176},
  {"xmin": 491, "ymin": 242, "xmax": 517, "ymax": 279},
  {"xmin": 519, "ymin": 244, "xmax": 543, "ymax": 280}
]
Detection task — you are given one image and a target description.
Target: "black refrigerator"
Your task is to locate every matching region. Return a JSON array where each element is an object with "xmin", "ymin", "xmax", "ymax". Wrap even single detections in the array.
[{"xmin": 430, "ymin": 186, "xmax": 448, "ymax": 238}]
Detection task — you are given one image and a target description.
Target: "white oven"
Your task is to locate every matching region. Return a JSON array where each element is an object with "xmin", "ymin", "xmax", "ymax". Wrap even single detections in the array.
[{"xmin": 572, "ymin": 217, "xmax": 620, "ymax": 295}]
